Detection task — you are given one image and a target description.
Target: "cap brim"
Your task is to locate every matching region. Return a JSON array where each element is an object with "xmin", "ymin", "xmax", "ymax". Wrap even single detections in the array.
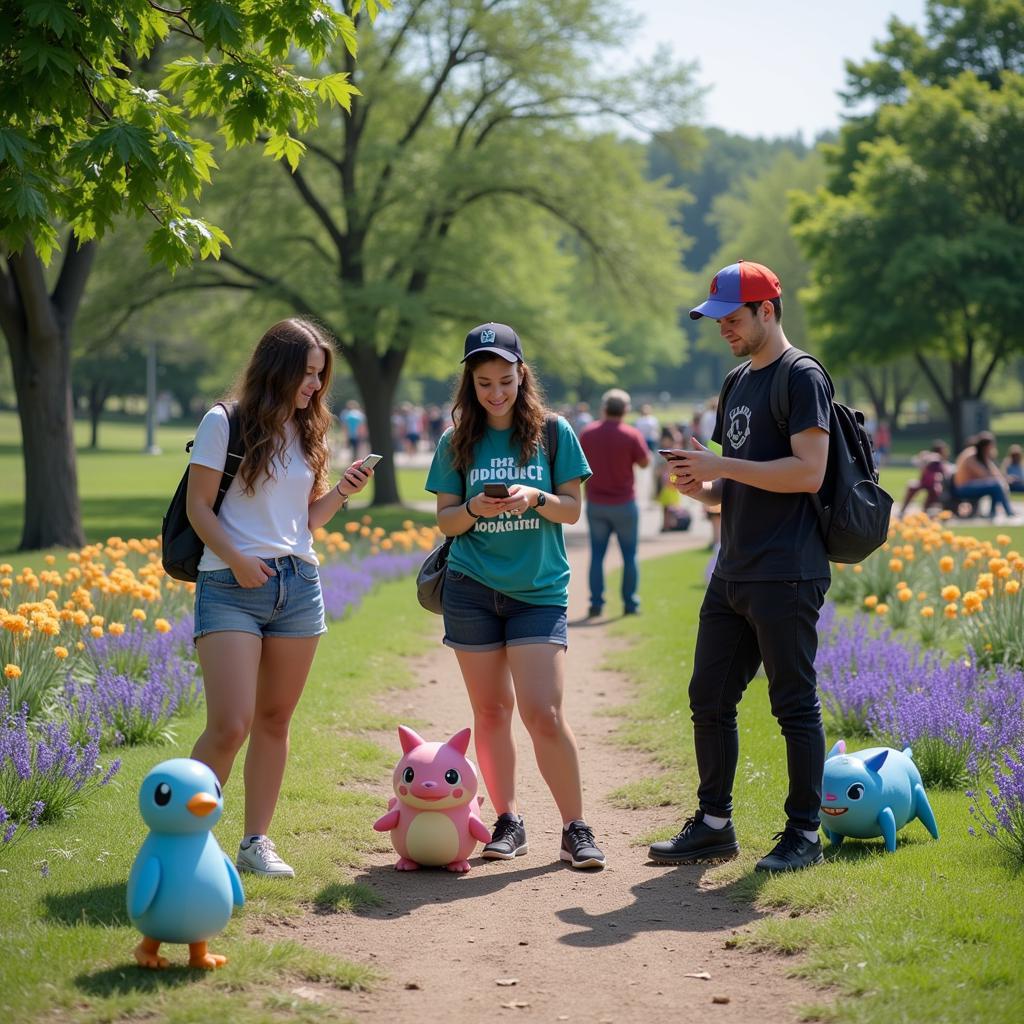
[
  {"xmin": 689, "ymin": 298, "xmax": 743, "ymax": 320},
  {"xmin": 461, "ymin": 347, "xmax": 520, "ymax": 363}
]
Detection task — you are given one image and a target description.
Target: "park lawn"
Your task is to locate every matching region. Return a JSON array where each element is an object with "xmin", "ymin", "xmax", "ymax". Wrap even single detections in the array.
[
  {"xmin": 605, "ymin": 545, "xmax": 1024, "ymax": 1024},
  {"xmin": 0, "ymin": 411, "xmax": 432, "ymax": 560},
  {"xmin": 0, "ymin": 571, "xmax": 440, "ymax": 1023}
]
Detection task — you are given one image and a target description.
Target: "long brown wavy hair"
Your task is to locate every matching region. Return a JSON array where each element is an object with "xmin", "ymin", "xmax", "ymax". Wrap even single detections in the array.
[
  {"xmin": 230, "ymin": 318, "xmax": 335, "ymax": 497},
  {"xmin": 449, "ymin": 353, "xmax": 549, "ymax": 474}
]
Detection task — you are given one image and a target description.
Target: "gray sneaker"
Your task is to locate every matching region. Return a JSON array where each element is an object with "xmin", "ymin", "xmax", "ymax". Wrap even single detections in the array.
[
  {"xmin": 560, "ymin": 820, "xmax": 606, "ymax": 870},
  {"xmin": 236, "ymin": 836, "xmax": 295, "ymax": 878},
  {"xmin": 482, "ymin": 813, "xmax": 528, "ymax": 859}
]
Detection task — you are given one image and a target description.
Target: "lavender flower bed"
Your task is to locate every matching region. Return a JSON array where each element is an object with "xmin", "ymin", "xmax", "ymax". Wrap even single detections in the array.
[
  {"xmin": 968, "ymin": 742, "xmax": 1024, "ymax": 865},
  {"xmin": 816, "ymin": 605, "xmax": 1024, "ymax": 789},
  {"xmin": 319, "ymin": 552, "xmax": 423, "ymax": 620},
  {"xmin": 0, "ymin": 693, "xmax": 120, "ymax": 848}
]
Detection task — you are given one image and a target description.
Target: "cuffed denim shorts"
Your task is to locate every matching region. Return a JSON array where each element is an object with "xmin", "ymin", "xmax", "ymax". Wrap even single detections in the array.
[
  {"xmin": 442, "ymin": 570, "xmax": 568, "ymax": 652},
  {"xmin": 193, "ymin": 555, "xmax": 327, "ymax": 641}
]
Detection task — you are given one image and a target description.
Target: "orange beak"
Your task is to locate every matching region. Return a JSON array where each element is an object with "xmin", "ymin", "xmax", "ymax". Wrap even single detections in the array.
[{"xmin": 186, "ymin": 792, "xmax": 218, "ymax": 817}]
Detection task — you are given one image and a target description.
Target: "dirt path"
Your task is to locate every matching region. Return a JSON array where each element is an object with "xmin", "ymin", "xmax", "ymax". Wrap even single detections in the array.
[{"xmin": 267, "ymin": 523, "xmax": 824, "ymax": 1022}]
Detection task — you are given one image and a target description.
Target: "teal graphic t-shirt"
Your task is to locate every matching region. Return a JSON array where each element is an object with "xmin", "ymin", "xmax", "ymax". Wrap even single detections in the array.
[{"xmin": 425, "ymin": 417, "xmax": 591, "ymax": 606}]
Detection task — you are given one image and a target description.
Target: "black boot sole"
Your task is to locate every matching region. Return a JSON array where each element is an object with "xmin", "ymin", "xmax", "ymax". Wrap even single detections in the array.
[{"xmin": 648, "ymin": 844, "xmax": 739, "ymax": 865}]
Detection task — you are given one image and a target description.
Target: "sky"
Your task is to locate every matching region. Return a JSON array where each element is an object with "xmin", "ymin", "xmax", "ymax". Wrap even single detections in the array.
[{"xmin": 625, "ymin": 0, "xmax": 929, "ymax": 141}]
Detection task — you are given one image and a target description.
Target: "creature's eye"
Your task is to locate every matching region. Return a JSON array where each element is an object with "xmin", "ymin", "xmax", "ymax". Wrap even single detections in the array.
[
  {"xmin": 215, "ymin": 782, "xmax": 222, "ymax": 799},
  {"xmin": 846, "ymin": 783, "xmax": 865, "ymax": 801},
  {"xmin": 154, "ymin": 782, "xmax": 172, "ymax": 806},
  {"xmin": 444, "ymin": 769, "xmax": 460, "ymax": 785},
  {"xmin": 403, "ymin": 767, "xmax": 415, "ymax": 783}
]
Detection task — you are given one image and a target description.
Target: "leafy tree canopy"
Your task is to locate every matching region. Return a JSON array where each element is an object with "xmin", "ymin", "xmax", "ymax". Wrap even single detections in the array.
[{"xmin": 0, "ymin": 0, "xmax": 387, "ymax": 268}]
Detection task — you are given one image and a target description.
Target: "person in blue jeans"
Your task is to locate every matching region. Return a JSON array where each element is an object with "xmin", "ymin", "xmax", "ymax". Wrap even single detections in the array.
[
  {"xmin": 578, "ymin": 389, "xmax": 650, "ymax": 617},
  {"xmin": 952, "ymin": 432, "xmax": 1015, "ymax": 519},
  {"xmin": 425, "ymin": 322, "xmax": 606, "ymax": 870},
  {"xmin": 187, "ymin": 318, "xmax": 373, "ymax": 879}
]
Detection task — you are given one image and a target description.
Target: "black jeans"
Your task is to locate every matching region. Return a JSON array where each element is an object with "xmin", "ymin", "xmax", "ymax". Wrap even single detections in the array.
[{"xmin": 688, "ymin": 574, "xmax": 829, "ymax": 833}]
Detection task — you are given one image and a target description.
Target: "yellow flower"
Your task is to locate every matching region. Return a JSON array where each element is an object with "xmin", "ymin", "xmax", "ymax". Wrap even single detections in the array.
[
  {"xmin": 875, "ymin": 604, "xmax": 889, "ymax": 615},
  {"xmin": 4, "ymin": 664, "xmax": 21, "ymax": 679},
  {"xmin": 863, "ymin": 595, "xmax": 879, "ymax": 608},
  {"xmin": 108, "ymin": 622, "xmax": 126, "ymax": 636},
  {"xmin": 131, "ymin": 609, "xmax": 147, "ymax": 621},
  {"xmin": 90, "ymin": 625, "xmax": 103, "ymax": 638},
  {"xmin": 852, "ymin": 565, "xmax": 863, "ymax": 574},
  {"xmin": 920, "ymin": 606, "xmax": 935, "ymax": 618},
  {"xmin": 898, "ymin": 589, "xmax": 913, "ymax": 602},
  {"xmin": 889, "ymin": 558, "xmax": 903, "ymax": 573},
  {"xmin": 944, "ymin": 603, "xmax": 958, "ymax": 619},
  {"xmin": 1006, "ymin": 579, "xmax": 1021, "ymax": 595},
  {"xmin": 996, "ymin": 534, "xmax": 1012, "ymax": 547},
  {"xmin": 90, "ymin": 614, "xmax": 104, "ymax": 626},
  {"xmin": 345, "ymin": 521, "xmax": 360, "ymax": 534},
  {"xmin": 53, "ymin": 646, "xmax": 69, "ymax": 659},
  {"xmin": 154, "ymin": 618, "xmax": 171, "ymax": 633},
  {"xmin": 76, "ymin": 641, "xmax": 85, "ymax": 651},
  {"xmin": 939, "ymin": 556, "xmax": 955, "ymax": 573},
  {"xmin": 941, "ymin": 585, "xmax": 961, "ymax": 602},
  {"xmin": 963, "ymin": 591, "xmax": 984, "ymax": 613},
  {"xmin": 917, "ymin": 591, "xmax": 928, "ymax": 601}
]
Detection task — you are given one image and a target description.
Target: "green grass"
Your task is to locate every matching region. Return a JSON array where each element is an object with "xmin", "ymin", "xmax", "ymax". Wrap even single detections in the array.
[
  {"xmin": 0, "ymin": 411, "xmax": 432, "ymax": 561},
  {"xmin": 603, "ymin": 549, "xmax": 1024, "ymax": 1024},
  {"xmin": 0, "ymin": 571, "xmax": 438, "ymax": 1022}
]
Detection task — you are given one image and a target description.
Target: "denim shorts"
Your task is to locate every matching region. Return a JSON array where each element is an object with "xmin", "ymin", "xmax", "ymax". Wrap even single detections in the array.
[
  {"xmin": 193, "ymin": 555, "xmax": 327, "ymax": 641},
  {"xmin": 442, "ymin": 570, "xmax": 567, "ymax": 652}
]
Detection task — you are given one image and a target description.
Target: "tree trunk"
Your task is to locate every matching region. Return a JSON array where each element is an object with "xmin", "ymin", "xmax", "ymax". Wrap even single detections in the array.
[
  {"xmin": 88, "ymin": 381, "xmax": 109, "ymax": 449},
  {"xmin": 347, "ymin": 344, "xmax": 407, "ymax": 505},
  {"xmin": 0, "ymin": 239, "xmax": 96, "ymax": 550}
]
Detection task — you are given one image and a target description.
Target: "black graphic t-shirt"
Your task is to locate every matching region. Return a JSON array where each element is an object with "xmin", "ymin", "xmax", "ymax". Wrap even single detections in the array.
[{"xmin": 711, "ymin": 354, "xmax": 832, "ymax": 581}]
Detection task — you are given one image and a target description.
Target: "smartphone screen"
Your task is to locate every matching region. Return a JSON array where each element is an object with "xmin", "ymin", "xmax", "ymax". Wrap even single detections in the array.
[
  {"xmin": 360, "ymin": 454, "xmax": 382, "ymax": 471},
  {"xmin": 483, "ymin": 483, "xmax": 511, "ymax": 498}
]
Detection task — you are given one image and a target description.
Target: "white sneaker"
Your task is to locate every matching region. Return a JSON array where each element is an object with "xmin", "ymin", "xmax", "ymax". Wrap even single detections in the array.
[{"xmin": 236, "ymin": 836, "xmax": 295, "ymax": 878}]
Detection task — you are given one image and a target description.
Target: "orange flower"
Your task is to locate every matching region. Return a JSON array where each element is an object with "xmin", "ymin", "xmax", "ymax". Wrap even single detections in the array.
[
  {"xmin": 875, "ymin": 604, "xmax": 889, "ymax": 616},
  {"xmin": 944, "ymin": 603, "xmax": 958, "ymax": 619},
  {"xmin": 131, "ymin": 609, "xmax": 147, "ymax": 621},
  {"xmin": 863, "ymin": 595, "xmax": 879, "ymax": 608},
  {"xmin": 154, "ymin": 618, "xmax": 171, "ymax": 633},
  {"xmin": 889, "ymin": 558, "xmax": 903, "ymax": 573},
  {"xmin": 108, "ymin": 622, "xmax": 126, "ymax": 636},
  {"xmin": 4, "ymin": 664, "xmax": 21, "ymax": 679},
  {"xmin": 90, "ymin": 625, "xmax": 103, "ymax": 638},
  {"xmin": 53, "ymin": 646, "xmax": 69, "ymax": 659},
  {"xmin": 1006, "ymin": 580, "xmax": 1021, "ymax": 595},
  {"xmin": 939, "ymin": 556, "xmax": 955, "ymax": 573},
  {"xmin": 941, "ymin": 585, "xmax": 961, "ymax": 602},
  {"xmin": 920, "ymin": 606, "xmax": 935, "ymax": 618}
]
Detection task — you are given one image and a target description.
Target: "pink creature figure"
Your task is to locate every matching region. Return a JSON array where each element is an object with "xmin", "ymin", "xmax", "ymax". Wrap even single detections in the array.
[{"xmin": 373, "ymin": 726, "xmax": 491, "ymax": 872}]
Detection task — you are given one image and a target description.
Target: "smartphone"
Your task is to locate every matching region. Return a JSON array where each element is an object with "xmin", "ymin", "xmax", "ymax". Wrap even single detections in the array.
[
  {"xmin": 359, "ymin": 453, "xmax": 383, "ymax": 472},
  {"xmin": 658, "ymin": 449, "xmax": 685, "ymax": 460},
  {"xmin": 483, "ymin": 482, "xmax": 511, "ymax": 498}
]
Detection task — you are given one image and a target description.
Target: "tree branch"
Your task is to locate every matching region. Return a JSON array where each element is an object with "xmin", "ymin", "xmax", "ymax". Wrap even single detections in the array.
[
  {"xmin": 9, "ymin": 243, "xmax": 59, "ymax": 340},
  {"xmin": 281, "ymin": 161, "xmax": 347, "ymax": 260},
  {"xmin": 914, "ymin": 350, "xmax": 952, "ymax": 414},
  {"xmin": 52, "ymin": 235, "xmax": 98, "ymax": 323}
]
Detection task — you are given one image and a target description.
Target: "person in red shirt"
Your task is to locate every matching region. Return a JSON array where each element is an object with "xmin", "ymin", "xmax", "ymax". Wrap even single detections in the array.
[{"xmin": 579, "ymin": 389, "xmax": 650, "ymax": 617}]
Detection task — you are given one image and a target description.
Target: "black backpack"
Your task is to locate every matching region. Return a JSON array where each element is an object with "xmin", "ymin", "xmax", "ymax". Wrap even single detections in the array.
[
  {"xmin": 161, "ymin": 402, "xmax": 244, "ymax": 582},
  {"xmin": 718, "ymin": 348, "xmax": 892, "ymax": 564}
]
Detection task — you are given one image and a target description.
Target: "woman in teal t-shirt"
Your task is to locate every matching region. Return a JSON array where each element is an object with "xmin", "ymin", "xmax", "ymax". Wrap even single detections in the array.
[{"xmin": 425, "ymin": 322, "xmax": 606, "ymax": 871}]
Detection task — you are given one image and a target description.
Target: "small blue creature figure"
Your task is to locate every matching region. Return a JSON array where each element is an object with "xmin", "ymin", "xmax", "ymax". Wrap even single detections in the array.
[
  {"xmin": 127, "ymin": 758, "xmax": 244, "ymax": 969},
  {"xmin": 820, "ymin": 740, "xmax": 939, "ymax": 852}
]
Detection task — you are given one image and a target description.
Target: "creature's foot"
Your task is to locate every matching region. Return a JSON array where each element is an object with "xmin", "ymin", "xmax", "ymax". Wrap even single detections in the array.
[
  {"xmin": 188, "ymin": 941, "xmax": 228, "ymax": 969},
  {"xmin": 134, "ymin": 937, "xmax": 169, "ymax": 969},
  {"xmin": 446, "ymin": 859, "xmax": 471, "ymax": 873},
  {"xmin": 395, "ymin": 857, "xmax": 420, "ymax": 871}
]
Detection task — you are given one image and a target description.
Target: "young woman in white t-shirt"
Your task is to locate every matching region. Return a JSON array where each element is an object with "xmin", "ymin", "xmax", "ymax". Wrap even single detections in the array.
[{"xmin": 186, "ymin": 318, "xmax": 372, "ymax": 878}]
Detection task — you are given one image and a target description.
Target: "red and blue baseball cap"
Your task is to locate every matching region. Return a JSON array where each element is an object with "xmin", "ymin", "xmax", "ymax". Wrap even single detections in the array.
[{"xmin": 689, "ymin": 260, "xmax": 782, "ymax": 320}]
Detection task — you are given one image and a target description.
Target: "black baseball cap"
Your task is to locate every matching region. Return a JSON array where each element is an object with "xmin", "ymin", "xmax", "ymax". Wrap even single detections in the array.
[{"xmin": 462, "ymin": 322, "xmax": 523, "ymax": 363}]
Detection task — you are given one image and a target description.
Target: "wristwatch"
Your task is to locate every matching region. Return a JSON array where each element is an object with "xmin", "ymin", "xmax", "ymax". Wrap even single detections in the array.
[{"xmin": 534, "ymin": 491, "xmax": 547, "ymax": 508}]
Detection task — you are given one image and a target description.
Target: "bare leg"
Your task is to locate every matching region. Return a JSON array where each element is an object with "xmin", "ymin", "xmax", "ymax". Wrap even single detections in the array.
[
  {"xmin": 242, "ymin": 635, "xmax": 319, "ymax": 837},
  {"xmin": 191, "ymin": 632, "xmax": 262, "ymax": 786},
  {"xmin": 134, "ymin": 935, "xmax": 168, "ymax": 969},
  {"xmin": 454, "ymin": 648, "xmax": 517, "ymax": 816},
  {"xmin": 506, "ymin": 644, "xmax": 583, "ymax": 824}
]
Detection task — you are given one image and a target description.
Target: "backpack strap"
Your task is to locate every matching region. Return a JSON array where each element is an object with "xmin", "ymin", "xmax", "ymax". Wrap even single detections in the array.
[
  {"xmin": 717, "ymin": 361, "xmax": 750, "ymax": 423},
  {"xmin": 543, "ymin": 412, "xmax": 559, "ymax": 471},
  {"xmin": 215, "ymin": 402, "xmax": 244, "ymax": 514},
  {"xmin": 768, "ymin": 347, "xmax": 835, "ymax": 439}
]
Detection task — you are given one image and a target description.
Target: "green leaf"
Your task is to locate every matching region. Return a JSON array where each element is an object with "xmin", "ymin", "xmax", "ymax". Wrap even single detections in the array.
[
  {"xmin": 264, "ymin": 133, "xmax": 307, "ymax": 173},
  {"xmin": 316, "ymin": 72, "xmax": 360, "ymax": 112}
]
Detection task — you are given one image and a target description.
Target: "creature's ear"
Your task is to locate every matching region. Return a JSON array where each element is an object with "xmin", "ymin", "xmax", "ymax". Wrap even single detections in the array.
[
  {"xmin": 447, "ymin": 727, "xmax": 471, "ymax": 755},
  {"xmin": 398, "ymin": 726, "xmax": 424, "ymax": 753},
  {"xmin": 827, "ymin": 739, "xmax": 846, "ymax": 759},
  {"xmin": 864, "ymin": 749, "xmax": 889, "ymax": 774}
]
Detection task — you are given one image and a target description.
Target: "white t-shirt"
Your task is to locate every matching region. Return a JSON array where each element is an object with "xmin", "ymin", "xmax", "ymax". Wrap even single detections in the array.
[{"xmin": 189, "ymin": 405, "xmax": 318, "ymax": 572}]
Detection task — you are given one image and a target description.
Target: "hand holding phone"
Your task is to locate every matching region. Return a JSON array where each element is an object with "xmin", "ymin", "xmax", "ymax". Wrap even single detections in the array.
[
  {"xmin": 359, "ymin": 453, "xmax": 383, "ymax": 472},
  {"xmin": 658, "ymin": 449, "xmax": 685, "ymax": 460},
  {"xmin": 483, "ymin": 482, "xmax": 511, "ymax": 498}
]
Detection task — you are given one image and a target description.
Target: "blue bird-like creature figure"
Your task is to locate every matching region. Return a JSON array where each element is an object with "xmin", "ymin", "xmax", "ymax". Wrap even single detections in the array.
[
  {"xmin": 820, "ymin": 740, "xmax": 940, "ymax": 852},
  {"xmin": 127, "ymin": 758, "xmax": 244, "ymax": 969}
]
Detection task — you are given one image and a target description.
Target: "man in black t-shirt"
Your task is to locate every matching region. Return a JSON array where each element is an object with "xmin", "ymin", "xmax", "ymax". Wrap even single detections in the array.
[{"xmin": 648, "ymin": 260, "xmax": 832, "ymax": 873}]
